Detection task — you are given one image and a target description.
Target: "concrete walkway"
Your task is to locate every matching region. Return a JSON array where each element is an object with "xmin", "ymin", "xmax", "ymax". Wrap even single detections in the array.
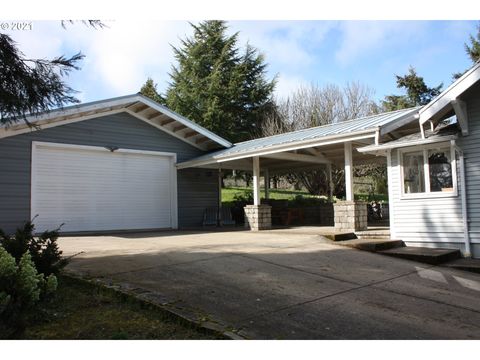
[{"xmin": 59, "ymin": 229, "xmax": 480, "ymax": 339}]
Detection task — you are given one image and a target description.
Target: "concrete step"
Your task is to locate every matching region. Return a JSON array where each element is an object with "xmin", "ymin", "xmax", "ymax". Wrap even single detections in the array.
[
  {"xmin": 356, "ymin": 235, "xmax": 391, "ymax": 240},
  {"xmin": 324, "ymin": 232, "xmax": 357, "ymax": 242},
  {"xmin": 442, "ymin": 258, "xmax": 480, "ymax": 274},
  {"xmin": 378, "ymin": 246, "xmax": 461, "ymax": 265},
  {"xmin": 336, "ymin": 238, "xmax": 405, "ymax": 252}
]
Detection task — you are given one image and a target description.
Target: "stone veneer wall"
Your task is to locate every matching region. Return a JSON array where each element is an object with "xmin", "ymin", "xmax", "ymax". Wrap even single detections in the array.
[
  {"xmin": 244, "ymin": 205, "xmax": 272, "ymax": 231},
  {"xmin": 333, "ymin": 201, "xmax": 368, "ymax": 232}
]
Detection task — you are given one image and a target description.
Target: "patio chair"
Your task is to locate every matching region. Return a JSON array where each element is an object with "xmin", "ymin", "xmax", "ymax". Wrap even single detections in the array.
[
  {"xmin": 220, "ymin": 207, "xmax": 236, "ymax": 226},
  {"xmin": 203, "ymin": 207, "xmax": 219, "ymax": 227}
]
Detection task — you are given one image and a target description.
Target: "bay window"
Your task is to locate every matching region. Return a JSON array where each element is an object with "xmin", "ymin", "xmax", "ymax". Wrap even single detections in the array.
[{"xmin": 401, "ymin": 144, "xmax": 456, "ymax": 197}]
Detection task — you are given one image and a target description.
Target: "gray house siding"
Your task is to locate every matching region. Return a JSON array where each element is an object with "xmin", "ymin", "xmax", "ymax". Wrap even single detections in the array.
[
  {"xmin": 389, "ymin": 149, "xmax": 466, "ymax": 253},
  {"xmin": 0, "ymin": 112, "xmax": 219, "ymax": 233}
]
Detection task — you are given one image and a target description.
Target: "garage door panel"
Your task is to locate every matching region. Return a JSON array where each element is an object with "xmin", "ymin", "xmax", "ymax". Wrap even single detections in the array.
[{"xmin": 32, "ymin": 143, "xmax": 175, "ymax": 232}]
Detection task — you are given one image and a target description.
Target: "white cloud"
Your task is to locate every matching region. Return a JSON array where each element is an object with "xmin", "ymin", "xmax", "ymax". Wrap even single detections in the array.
[
  {"xmin": 274, "ymin": 74, "xmax": 308, "ymax": 100},
  {"xmin": 335, "ymin": 21, "xmax": 427, "ymax": 65}
]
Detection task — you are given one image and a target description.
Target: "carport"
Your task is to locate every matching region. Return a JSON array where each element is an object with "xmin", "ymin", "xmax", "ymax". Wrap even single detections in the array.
[{"xmin": 177, "ymin": 107, "xmax": 422, "ymax": 232}]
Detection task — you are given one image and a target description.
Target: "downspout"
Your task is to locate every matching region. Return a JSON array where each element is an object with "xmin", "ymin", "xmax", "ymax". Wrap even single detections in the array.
[{"xmin": 453, "ymin": 140, "xmax": 471, "ymax": 257}]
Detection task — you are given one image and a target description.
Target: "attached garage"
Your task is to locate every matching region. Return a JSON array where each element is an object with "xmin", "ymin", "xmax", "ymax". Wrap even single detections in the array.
[
  {"xmin": 31, "ymin": 142, "xmax": 177, "ymax": 232},
  {"xmin": 0, "ymin": 94, "xmax": 231, "ymax": 234}
]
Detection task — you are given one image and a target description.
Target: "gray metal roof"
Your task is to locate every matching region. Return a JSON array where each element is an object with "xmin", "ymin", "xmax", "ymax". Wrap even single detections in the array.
[
  {"xmin": 177, "ymin": 106, "xmax": 420, "ymax": 168},
  {"xmin": 359, "ymin": 123, "xmax": 459, "ymax": 153}
]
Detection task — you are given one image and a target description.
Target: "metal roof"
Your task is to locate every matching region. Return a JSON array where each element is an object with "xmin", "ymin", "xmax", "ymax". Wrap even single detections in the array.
[
  {"xmin": 358, "ymin": 123, "xmax": 459, "ymax": 153},
  {"xmin": 177, "ymin": 107, "xmax": 420, "ymax": 168}
]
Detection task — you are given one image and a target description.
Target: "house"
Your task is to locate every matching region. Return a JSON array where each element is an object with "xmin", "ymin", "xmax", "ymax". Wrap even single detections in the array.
[
  {"xmin": 359, "ymin": 62, "xmax": 480, "ymax": 259},
  {"xmin": 1, "ymin": 63, "xmax": 479, "ymax": 259},
  {"xmin": 0, "ymin": 94, "xmax": 231, "ymax": 233}
]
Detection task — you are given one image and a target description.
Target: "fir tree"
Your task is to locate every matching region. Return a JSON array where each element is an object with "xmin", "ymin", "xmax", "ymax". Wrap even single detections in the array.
[
  {"xmin": 453, "ymin": 23, "xmax": 480, "ymax": 80},
  {"xmin": 382, "ymin": 67, "xmax": 442, "ymax": 111},
  {"xmin": 165, "ymin": 21, "xmax": 276, "ymax": 142},
  {"xmin": 140, "ymin": 78, "xmax": 165, "ymax": 104}
]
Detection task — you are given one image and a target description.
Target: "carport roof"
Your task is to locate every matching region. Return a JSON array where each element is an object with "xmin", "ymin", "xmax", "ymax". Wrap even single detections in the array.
[{"xmin": 177, "ymin": 106, "xmax": 421, "ymax": 169}]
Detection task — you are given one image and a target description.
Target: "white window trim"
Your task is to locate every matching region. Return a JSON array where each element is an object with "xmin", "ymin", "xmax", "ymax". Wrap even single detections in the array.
[
  {"xmin": 31, "ymin": 141, "xmax": 178, "ymax": 230},
  {"xmin": 398, "ymin": 142, "xmax": 458, "ymax": 200}
]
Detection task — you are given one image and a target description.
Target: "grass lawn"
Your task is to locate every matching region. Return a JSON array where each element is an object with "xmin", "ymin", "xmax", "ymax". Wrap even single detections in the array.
[
  {"xmin": 14, "ymin": 276, "xmax": 222, "ymax": 340},
  {"xmin": 221, "ymin": 186, "xmax": 319, "ymax": 203},
  {"xmin": 221, "ymin": 186, "xmax": 387, "ymax": 203}
]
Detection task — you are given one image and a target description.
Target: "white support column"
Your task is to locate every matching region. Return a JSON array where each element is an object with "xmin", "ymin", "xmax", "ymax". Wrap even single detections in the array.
[
  {"xmin": 264, "ymin": 168, "xmax": 270, "ymax": 200},
  {"xmin": 326, "ymin": 163, "xmax": 333, "ymax": 201},
  {"xmin": 218, "ymin": 168, "xmax": 222, "ymax": 208},
  {"xmin": 344, "ymin": 142, "xmax": 354, "ymax": 201},
  {"xmin": 253, "ymin": 156, "xmax": 261, "ymax": 205}
]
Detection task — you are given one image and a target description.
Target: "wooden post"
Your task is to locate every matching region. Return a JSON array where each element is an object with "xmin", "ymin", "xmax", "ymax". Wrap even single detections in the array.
[
  {"xmin": 344, "ymin": 142, "xmax": 353, "ymax": 201},
  {"xmin": 253, "ymin": 156, "xmax": 260, "ymax": 205},
  {"xmin": 264, "ymin": 168, "xmax": 270, "ymax": 200},
  {"xmin": 327, "ymin": 163, "xmax": 333, "ymax": 202}
]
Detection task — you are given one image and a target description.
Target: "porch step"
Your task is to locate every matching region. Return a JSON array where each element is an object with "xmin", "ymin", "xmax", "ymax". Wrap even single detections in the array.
[
  {"xmin": 355, "ymin": 229, "xmax": 390, "ymax": 241},
  {"xmin": 323, "ymin": 232, "xmax": 357, "ymax": 241},
  {"xmin": 378, "ymin": 247, "xmax": 461, "ymax": 265},
  {"xmin": 336, "ymin": 238, "xmax": 405, "ymax": 252},
  {"xmin": 442, "ymin": 258, "xmax": 480, "ymax": 274}
]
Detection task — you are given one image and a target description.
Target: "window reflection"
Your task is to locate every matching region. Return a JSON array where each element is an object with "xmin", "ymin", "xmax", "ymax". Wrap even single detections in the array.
[
  {"xmin": 428, "ymin": 148, "xmax": 453, "ymax": 192},
  {"xmin": 403, "ymin": 151, "xmax": 425, "ymax": 194}
]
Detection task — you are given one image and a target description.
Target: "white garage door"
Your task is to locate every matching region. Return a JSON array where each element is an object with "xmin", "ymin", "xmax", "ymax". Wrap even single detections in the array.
[{"xmin": 31, "ymin": 142, "xmax": 177, "ymax": 233}]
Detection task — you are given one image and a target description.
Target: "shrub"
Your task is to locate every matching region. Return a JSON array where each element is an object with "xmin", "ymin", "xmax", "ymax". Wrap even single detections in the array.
[
  {"xmin": 0, "ymin": 246, "xmax": 57, "ymax": 335},
  {"xmin": 0, "ymin": 220, "xmax": 67, "ymax": 276}
]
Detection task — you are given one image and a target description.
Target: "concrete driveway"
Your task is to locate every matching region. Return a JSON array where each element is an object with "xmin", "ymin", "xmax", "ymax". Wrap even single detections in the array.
[{"xmin": 59, "ymin": 229, "xmax": 480, "ymax": 339}]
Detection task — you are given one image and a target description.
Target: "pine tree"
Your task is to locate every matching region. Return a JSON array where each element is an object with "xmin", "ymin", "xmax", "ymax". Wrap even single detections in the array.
[
  {"xmin": 165, "ymin": 21, "xmax": 276, "ymax": 142},
  {"xmin": 382, "ymin": 67, "xmax": 442, "ymax": 111},
  {"xmin": 465, "ymin": 23, "xmax": 480, "ymax": 63},
  {"xmin": 453, "ymin": 22, "xmax": 480, "ymax": 80},
  {"xmin": 140, "ymin": 78, "xmax": 165, "ymax": 104}
]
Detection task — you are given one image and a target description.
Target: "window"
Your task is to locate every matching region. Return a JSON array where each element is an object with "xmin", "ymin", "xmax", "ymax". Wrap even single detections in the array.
[
  {"xmin": 428, "ymin": 148, "xmax": 453, "ymax": 192},
  {"xmin": 403, "ymin": 151, "xmax": 425, "ymax": 194},
  {"xmin": 400, "ymin": 145, "xmax": 456, "ymax": 197}
]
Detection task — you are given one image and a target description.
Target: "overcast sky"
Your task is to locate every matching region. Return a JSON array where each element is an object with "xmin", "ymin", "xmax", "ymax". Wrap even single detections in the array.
[{"xmin": 4, "ymin": 20, "xmax": 478, "ymax": 103}]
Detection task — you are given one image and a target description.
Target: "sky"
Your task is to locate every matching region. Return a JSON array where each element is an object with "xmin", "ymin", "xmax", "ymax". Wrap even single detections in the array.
[{"xmin": 3, "ymin": 20, "xmax": 478, "ymax": 104}]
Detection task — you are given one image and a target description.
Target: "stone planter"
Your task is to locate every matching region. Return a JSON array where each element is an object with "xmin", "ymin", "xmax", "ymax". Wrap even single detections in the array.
[
  {"xmin": 244, "ymin": 204, "xmax": 272, "ymax": 231},
  {"xmin": 333, "ymin": 201, "xmax": 368, "ymax": 232}
]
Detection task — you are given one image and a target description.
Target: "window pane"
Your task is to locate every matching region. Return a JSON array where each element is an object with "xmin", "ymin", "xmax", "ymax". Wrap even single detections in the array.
[
  {"xmin": 428, "ymin": 148, "xmax": 453, "ymax": 192},
  {"xmin": 403, "ymin": 151, "xmax": 425, "ymax": 193}
]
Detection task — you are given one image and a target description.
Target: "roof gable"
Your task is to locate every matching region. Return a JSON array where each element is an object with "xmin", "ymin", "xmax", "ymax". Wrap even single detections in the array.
[{"xmin": 0, "ymin": 94, "xmax": 232, "ymax": 151}]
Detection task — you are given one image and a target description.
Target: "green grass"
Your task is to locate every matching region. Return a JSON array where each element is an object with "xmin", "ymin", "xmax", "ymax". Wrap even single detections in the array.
[
  {"xmin": 221, "ymin": 186, "xmax": 319, "ymax": 203},
  {"xmin": 14, "ymin": 276, "xmax": 222, "ymax": 340},
  {"xmin": 222, "ymin": 186, "xmax": 388, "ymax": 204}
]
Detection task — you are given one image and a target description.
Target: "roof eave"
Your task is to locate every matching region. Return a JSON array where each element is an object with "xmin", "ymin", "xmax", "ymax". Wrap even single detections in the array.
[
  {"xmin": 358, "ymin": 134, "xmax": 458, "ymax": 154},
  {"xmin": 177, "ymin": 128, "xmax": 377, "ymax": 169}
]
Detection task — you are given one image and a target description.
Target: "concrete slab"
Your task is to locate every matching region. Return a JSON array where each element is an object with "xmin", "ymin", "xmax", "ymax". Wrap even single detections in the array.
[
  {"xmin": 106, "ymin": 254, "xmax": 355, "ymax": 324},
  {"xmin": 373, "ymin": 265, "xmax": 480, "ymax": 313},
  {"xmin": 238, "ymin": 286, "xmax": 480, "ymax": 339},
  {"xmin": 60, "ymin": 229, "xmax": 480, "ymax": 339},
  {"xmin": 443, "ymin": 258, "xmax": 480, "ymax": 274},
  {"xmin": 245, "ymin": 243, "xmax": 422, "ymax": 285}
]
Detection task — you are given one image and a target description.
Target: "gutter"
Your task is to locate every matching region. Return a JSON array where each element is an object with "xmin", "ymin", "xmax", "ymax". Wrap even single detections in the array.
[{"xmin": 452, "ymin": 140, "xmax": 471, "ymax": 257}]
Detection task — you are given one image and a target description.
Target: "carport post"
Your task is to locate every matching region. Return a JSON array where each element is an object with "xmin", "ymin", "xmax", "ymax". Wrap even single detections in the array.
[
  {"xmin": 244, "ymin": 156, "xmax": 271, "ymax": 230},
  {"xmin": 344, "ymin": 142, "xmax": 353, "ymax": 201},
  {"xmin": 253, "ymin": 156, "xmax": 260, "ymax": 205},
  {"xmin": 218, "ymin": 168, "xmax": 222, "ymax": 226},
  {"xmin": 264, "ymin": 168, "xmax": 270, "ymax": 200},
  {"xmin": 327, "ymin": 163, "xmax": 333, "ymax": 201}
]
